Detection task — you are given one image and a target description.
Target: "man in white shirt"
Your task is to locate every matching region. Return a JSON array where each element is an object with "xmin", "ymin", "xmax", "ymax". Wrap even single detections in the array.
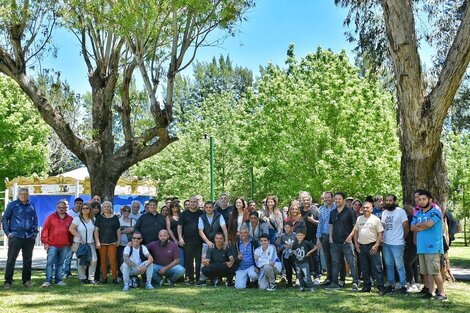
[{"xmin": 121, "ymin": 231, "xmax": 154, "ymax": 291}]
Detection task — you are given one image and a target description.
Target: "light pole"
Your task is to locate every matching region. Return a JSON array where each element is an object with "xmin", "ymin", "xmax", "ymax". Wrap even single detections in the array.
[
  {"xmin": 204, "ymin": 134, "xmax": 215, "ymax": 202},
  {"xmin": 250, "ymin": 166, "xmax": 254, "ymax": 200}
]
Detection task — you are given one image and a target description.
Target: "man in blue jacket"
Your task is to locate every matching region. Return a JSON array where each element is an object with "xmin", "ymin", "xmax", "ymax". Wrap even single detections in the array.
[{"xmin": 2, "ymin": 187, "xmax": 38, "ymax": 289}]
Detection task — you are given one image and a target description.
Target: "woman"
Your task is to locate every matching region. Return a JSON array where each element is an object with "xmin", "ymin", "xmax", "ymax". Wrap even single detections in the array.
[
  {"xmin": 94, "ymin": 201, "xmax": 120, "ymax": 284},
  {"xmin": 68, "ymin": 202, "xmax": 99, "ymax": 284},
  {"xmin": 90, "ymin": 201, "xmax": 102, "ymax": 281},
  {"xmin": 285, "ymin": 200, "xmax": 306, "ymax": 232},
  {"xmin": 166, "ymin": 201, "xmax": 184, "ymax": 267},
  {"xmin": 160, "ymin": 205, "xmax": 170, "ymax": 218},
  {"xmin": 117, "ymin": 205, "xmax": 135, "ymax": 281},
  {"xmin": 260, "ymin": 195, "xmax": 283, "ymax": 244},
  {"xmin": 352, "ymin": 199, "xmax": 363, "ymax": 218},
  {"xmin": 227, "ymin": 198, "xmax": 249, "ymax": 245}
]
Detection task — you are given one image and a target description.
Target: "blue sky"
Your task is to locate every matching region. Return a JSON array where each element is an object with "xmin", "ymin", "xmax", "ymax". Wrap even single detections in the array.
[{"xmin": 47, "ymin": 1, "xmax": 356, "ymax": 94}]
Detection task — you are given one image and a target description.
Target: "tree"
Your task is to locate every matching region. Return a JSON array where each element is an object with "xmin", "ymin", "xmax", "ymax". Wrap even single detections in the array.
[
  {"xmin": 335, "ymin": 0, "xmax": 470, "ymax": 205},
  {"xmin": 0, "ymin": 0, "xmax": 254, "ymax": 200},
  {"xmin": 244, "ymin": 47, "xmax": 400, "ymax": 203},
  {"xmin": 0, "ymin": 75, "xmax": 49, "ymax": 199}
]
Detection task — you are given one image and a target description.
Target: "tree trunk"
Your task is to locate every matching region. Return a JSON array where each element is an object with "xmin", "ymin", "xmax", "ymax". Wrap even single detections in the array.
[{"xmin": 87, "ymin": 163, "xmax": 120, "ymax": 202}]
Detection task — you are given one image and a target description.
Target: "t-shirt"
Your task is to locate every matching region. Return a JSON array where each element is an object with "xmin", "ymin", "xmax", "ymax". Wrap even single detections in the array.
[
  {"xmin": 68, "ymin": 208, "xmax": 81, "ymax": 219},
  {"xmin": 119, "ymin": 216, "xmax": 136, "ymax": 246},
  {"xmin": 329, "ymin": 207, "xmax": 356, "ymax": 244},
  {"xmin": 95, "ymin": 214, "xmax": 120, "ymax": 244},
  {"xmin": 71, "ymin": 216, "xmax": 95, "ymax": 244},
  {"xmin": 147, "ymin": 240, "xmax": 180, "ymax": 266},
  {"xmin": 293, "ymin": 240, "xmax": 315, "ymax": 264},
  {"xmin": 178, "ymin": 209, "xmax": 203, "ymax": 245},
  {"xmin": 300, "ymin": 206, "xmax": 320, "ymax": 241},
  {"xmin": 134, "ymin": 212, "xmax": 166, "ymax": 245},
  {"xmin": 372, "ymin": 208, "xmax": 383, "ymax": 219},
  {"xmin": 411, "ymin": 207, "xmax": 444, "ymax": 254},
  {"xmin": 279, "ymin": 232, "xmax": 296, "ymax": 258},
  {"xmin": 354, "ymin": 214, "xmax": 383, "ymax": 245},
  {"xmin": 124, "ymin": 245, "xmax": 150, "ymax": 265},
  {"xmin": 381, "ymin": 207, "xmax": 408, "ymax": 245},
  {"xmin": 206, "ymin": 245, "xmax": 232, "ymax": 264}
]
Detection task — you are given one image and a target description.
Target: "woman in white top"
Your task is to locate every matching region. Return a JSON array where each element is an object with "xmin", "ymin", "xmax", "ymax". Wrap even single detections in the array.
[
  {"xmin": 69, "ymin": 202, "xmax": 99, "ymax": 284},
  {"xmin": 118, "ymin": 205, "xmax": 136, "ymax": 280},
  {"xmin": 260, "ymin": 195, "xmax": 284, "ymax": 244}
]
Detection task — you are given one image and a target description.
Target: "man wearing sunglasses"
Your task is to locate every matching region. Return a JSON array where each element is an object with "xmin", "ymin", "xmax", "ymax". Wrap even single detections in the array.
[{"xmin": 121, "ymin": 231, "xmax": 154, "ymax": 291}]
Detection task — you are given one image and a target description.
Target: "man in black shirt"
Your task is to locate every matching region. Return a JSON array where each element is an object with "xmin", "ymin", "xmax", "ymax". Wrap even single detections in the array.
[
  {"xmin": 300, "ymin": 192, "xmax": 321, "ymax": 285},
  {"xmin": 134, "ymin": 199, "xmax": 165, "ymax": 245},
  {"xmin": 201, "ymin": 233, "xmax": 235, "ymax": 286},
  {"xmin": 326, "ymin": 192, "xmax": 359, "ymax": 291},
  {"xmin": 216, "ymin": 193, "xmax": 233, "ymax": 224},
  {"xmin": 178, "ymin": 196, "xmax": 203, "ymax": 285}
]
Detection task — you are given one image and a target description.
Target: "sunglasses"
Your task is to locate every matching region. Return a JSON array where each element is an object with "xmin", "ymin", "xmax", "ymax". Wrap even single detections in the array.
[
  {"xmin": 58, "ymin": 206, "xmax": 67, "ymax": 209},
  {"xmin": 132, "ymin": 237, "xmax": 142, "ymax": 240}
]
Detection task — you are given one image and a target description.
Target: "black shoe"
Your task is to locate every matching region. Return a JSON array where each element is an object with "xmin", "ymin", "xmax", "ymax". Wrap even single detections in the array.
[
  {"xmin": 112, "ymin": 279, "xmax": 119, "ymax": 285},
  {"xmin": 185, "ymin": 280, "xmax": 195, "ymax": 286},
  {"xmin": 380, "ymin": 285, "xmax": 394, "ymax": 296},
  {"xmin": 225, "ymin": 281, "xmax": 234, "ymax": 287},
  {"xmin": 421, "ymin": 292, "xmax": 434, "ymax": 299},
  {"xmin": 194, "ymin": 280, "xmax": 206, "ymax": 286},
  {"xmin": 321, "ymin": 279, "xmax": 332, "ymax": 286},
  {"xmin": 400, "ymin": 287, "xmax": 408, "ymax": 295},
  {"xmin": 88, "ymin": 280, "xmax": 98, "ymax": 285},
  {"xmin": 361, "ymin": 286, "xmax": 371, "ymax": 292},
  {"xmin": 80, "ymin": 279, "xmax": 88, "ymax": 284},
  {"xmin": 211, "ymin": 279, "xmax": 219, "ymax": 287},
  {"xmin": 419, "ymin": 286, "xmax": 429, "ymax": 294}
]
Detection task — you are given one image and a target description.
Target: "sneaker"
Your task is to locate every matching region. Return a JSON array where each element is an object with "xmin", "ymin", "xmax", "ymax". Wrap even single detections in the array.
[
  {"xmin": 325, "ymin": 284, "xmax": 340, "ymax": 290},
  {"xmin": 194, "ymin": 280, "xmax": 206, "ymax": 286},
  {"xmin": 185, "ymin": 280, "xmax": 195, "ymax": 286},
  {"xmin": 212, "ymin": 278, "xmax": 219, "ymax": 287},
  {"xmin": 321, "ymin": 279, "xmax": 332, "ymax": 286},
  {"xmin": 225, "ymin": 280, "xmax": 233, "ymax": 287},
  {"xmin": 145, "ymin": 282, "xmax": 154, "ymax": 290},
  {"xmin": 23, "ymin": 280, "xmax": 33, "ymax": 288},
  {"xmin": 400, "ymin": 286, "xmax": 408, "ymax": 295},
  {"xmin": 4, "ymin": 283, "xmax": 12, "ymax": 290},
  {"xmin": 434, "ymin": 294, "xmax": 449, "ymax": 302},
  {"xmin": 419, "ymin": 286, "xmax": 429, "ymax": 294},
  {"xmin": 338, "ymin": 280, "xmax": 345, "ymax": 288},
  {"xmin": 310, "ymin": 287, "xmax": 315, "ymax": 293},
  {"xmin": 56, "ymin": 281, "xmax": 67, "ymax": 286},
  {"xmin": 361, "ymin": 286, "xmax": 371, "ymax": 292},
  {"xmin": 158, "ymin": 279, "xmax": 165, "ymax": 288},
  {"xmin": 380, "ymin": 285, "xmax": 394, "ymax": 296},
  {"xmin": 422, "ymin": 292, "xmax": 434, "ymax": 299},
  {"xmin": 168, "ymin": 279, "xmax": 175, "ymax": 287},
  {"xmin": 131, "ymin": 277, "xmax": 138, "ymax": 288},
  {"xmin": 41, "ymin": 282, "xmax": 51, "ymax": 288},
  {"xmin": 313, "ymin": 278, "xmax": 321, "ymax": 286},
  {"xmin": 299, "ymin": 287, "xmax": 305, "ymax": 292},
  {"xmin": 88, "ymin": 280, "xmax": 98, "ymax": 285},
  {"xmin": 352, "ymin": 283, "xmax": 359, "ymax": 292},
  {"xmin": 122, "ymin": 283, "xmax": 130, "ymax": 291},
  {"xmin": 266, "ymin": 284, "xmax": 277, "ymax": 291},
  {"xmin": 408, "ymin": 283, "xmax": 419, "ymax": 292}
]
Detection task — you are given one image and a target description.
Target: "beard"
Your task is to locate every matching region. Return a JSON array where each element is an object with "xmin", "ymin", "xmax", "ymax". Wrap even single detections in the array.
[
  {"xmin": 159, "ymin": 239, "xmax": 169, "ymax": 247},
  {"xmin": 384, "ymin": 203, "xmax": 397, "ymax": 211}
]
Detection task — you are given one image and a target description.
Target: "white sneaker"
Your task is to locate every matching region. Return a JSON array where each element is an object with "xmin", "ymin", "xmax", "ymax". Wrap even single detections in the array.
[
  {"xmin": 313, "ymin": 278, "xmax": 321, "ymax": 286},
  {"xmin": 41, "ymin": 282, "xmax": 51, "ymax": 288},
  {"xmin": 56, "ymin": 281, "xmax": 67, "ymax": 286}
]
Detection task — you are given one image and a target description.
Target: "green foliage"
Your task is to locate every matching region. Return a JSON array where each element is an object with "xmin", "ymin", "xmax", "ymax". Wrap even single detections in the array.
[
  {"xmin": 245, "ymin": 47, "xmax": 400, "ymax": 204},
  {"xmin": 0, "ymin": 75, "xmax": 49, "ymax": 198}
]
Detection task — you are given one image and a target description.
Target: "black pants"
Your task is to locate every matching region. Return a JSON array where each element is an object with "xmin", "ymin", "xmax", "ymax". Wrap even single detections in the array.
[
  {"xmin": 404, "ymin": 245, "xmax": 419, "ymax": 284},
  {"xmin": 308, "ymin": 241, "xmax": 321, "ymax": 279},
  {"xmin": 184, "ymin": 243, "xmax": 202, "ymax": 282},
  {"xmin": 321, "ymin": 235, "xmax": 345, "ymax": 281},
  {"xmin": 5, "ymin": 237, "xmax": 36, "ymax": 284},
  {"xmin": 283, "ymin": 254, "xmax": 296, "ymax": 284},
  {"xmin": 201, "ymin": 263, "xmax": 235, "ymax": 281},
  {"xmin": 117, "ymin": 246, "xmax": 125, "ymax": 278}
]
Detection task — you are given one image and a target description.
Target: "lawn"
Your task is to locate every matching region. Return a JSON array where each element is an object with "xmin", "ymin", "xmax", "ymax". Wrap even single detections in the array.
[{"xmin": 1, "ymin": 233, "xmax": 469, "ymax": 313}]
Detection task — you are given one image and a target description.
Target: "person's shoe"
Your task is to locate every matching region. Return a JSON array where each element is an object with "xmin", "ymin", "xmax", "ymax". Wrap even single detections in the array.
[
  {"xmin": 112, "ymin": 279, "xmax": 119, "ymax": 285},
  {"xmin": 434, "ymin": 294, "xmax": 449, "ymax": 302},
  {"xmin": 351, "ymin": 283, "xmax": 359, "ymax": 292},
  {"xmin": 80, "ymin": 279, "xmax": 88, "ymax": 284},
  {"xmin": 130, "ymin": 277, "xmax": 137, "ymax": 288},
  {"xmin": 62, "ymin": 273, "xmax": 72, "ymax": 280},
  {"xmin": 361, "ymin": 286, "xmax": 371, "ymax": 292},
  {"xmin": 4, "ymin": 283, "xmax": 12, "ymax": 290},
  {"xmin": 194, "ymin": 280, "xmax": 206, "ymax": 286},
  {"xmin": 158, "ymin": 279, "xmax": 165, "ymax": 288},
  {"xmin": 313, "ymin": 278, "xmax": 321, "ymax": 286},
  {"xmin": 338, "ymin": 280, "xmax": 345, "ymax": 288},
  {"xmin": 145, "ymin": 282, "xmax": 154, "ymax": 290},
  {"xmin": 380, "ymin": 285, "xmax": 394, "ymax": 296},
  {"xmin": 23, "ymin": 280, "xmax": 33, "ymax": 288},
  {"xmin": 419, "ymin": 286, "xmax": 429, "ymax": 294},
  {"xmin": 310, "ymin": 287, "xmax": 315, "ymax": 293},
  {"xmin": 421, "ymin": 292, "xmax": 434, "ymax": 299},
  {"xmin": 325, "ymin": 284, "xmax": 340, "ymax": 290},
  {"xmin": 101, "ymin": 279, "xmax": 108, "ymax": 285},
  {"xmin": 56, "ymin": 281, "xmax": 67, "ymax": 286},
  {"xmin": 286, "ymin": 282, "xmax": 293, "ymax": 288},
  {"xmin": 212, "ymin": 278, "xmax": 219, "ymax": 287},
  {"xmin": 266, "ymin": 284, "xmax": 277, "ymax": 291},
  {"xmin": 122, "ymin": 283, "xmax": 130, "ymax": 291},
  {"xmin": 225, "ymin": 280, "xmax": 233, "ymax": 287},
  {"xmin": 408, "ymin": 283, "xmax": 419, "ymax": 292},
  {"xmin": 168, "ymin": 279, "xmax": 175, "ymax": 287},
  {"xmin": 88, "ymin": 280, "xmax": 98, "ymax": 285},
  {"xmin": 185, "ymin": 280, "xmax": 195, "ymax": 286},
  {"xmin": 321, "ymin": 279, "xmax": 332, "ymax": 286},
  {"xmin": 41, "ymin": 282, "xmax": 51, "ymax": 288},
  {"xmin": 400, "ymin": 286, "xmax": 408, "ymax": 295},
  {"xmin": 298, "ymin": 287, "xmax": 305, "ymax": 292}
]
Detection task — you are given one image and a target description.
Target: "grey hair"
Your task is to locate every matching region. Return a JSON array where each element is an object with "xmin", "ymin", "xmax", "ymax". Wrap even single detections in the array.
[
  {"xmin": 102, "ymin": 201, "xmax": 113, "ymax": 208},
  {"xmin": 131, "ymin": 200, "xmax": 141, "ymax": 207}
]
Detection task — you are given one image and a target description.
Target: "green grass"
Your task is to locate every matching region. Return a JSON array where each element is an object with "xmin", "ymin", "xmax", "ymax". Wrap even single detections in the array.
[
  {"xmin": 449, "ymin": 232, "xmax": 470, "ymax": 269},
  {"xmin": 0, "ymin": 271, "xmax": 469, "ymax": 313}
]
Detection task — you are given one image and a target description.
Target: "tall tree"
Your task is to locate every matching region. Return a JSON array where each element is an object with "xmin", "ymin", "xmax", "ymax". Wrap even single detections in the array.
[
  {"xmin": 336, "ymin": 0, "xmax": 470, "ymax": 204},
  {"xmin": 0, "ymin": 0, "xmax": 253, "ymax": 200}
]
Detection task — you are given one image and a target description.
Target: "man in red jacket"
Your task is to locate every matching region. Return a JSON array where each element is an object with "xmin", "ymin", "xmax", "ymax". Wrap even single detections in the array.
[{"xmin": 41, "ymin": 200, "xmax": 73, "ymax": 287}]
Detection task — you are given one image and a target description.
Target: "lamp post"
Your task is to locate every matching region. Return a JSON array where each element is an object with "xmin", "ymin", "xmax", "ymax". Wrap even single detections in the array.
[
  {"xmin": 204, "ymin": 134, "xmax": 215, "ymax": 202},
  {"xmin": 250, "ymin": 166, "xmax": 254, "ymax": 200}
]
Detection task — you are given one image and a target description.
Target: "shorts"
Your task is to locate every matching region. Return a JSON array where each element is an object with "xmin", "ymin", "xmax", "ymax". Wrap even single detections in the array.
[{"xmin": 418, "ymin": 253, "xmax": 441, "ymax": 275}]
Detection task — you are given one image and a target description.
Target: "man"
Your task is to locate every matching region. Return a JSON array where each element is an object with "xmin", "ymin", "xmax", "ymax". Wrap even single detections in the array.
[
  {"xmin": 348, "ymin": 200, "xmax": 384, "ymax": 293},
  {"xmin": 198, "ymin": 201, "xmax": 228, "ymax": 285},
  {"xmin": 345, "ymin": 197, "xmax": 355, "ymax": 209},
  {"xmin": 300, "ymin": 192, "xmax": 321, "ymax": 285},
  {"xmin": 315, "ymin": 191, "xmax": 339, "ymax": 286},
  {"xmin": 327, "ymin": 192, "xmax": 359, "ymax": 291},
  {"xmin": 62, "ymin": 197, "xmax": 84, "ymax": 279},
  {"xmin": 130, "ymin": 200, "xmax": 142, "ymax": 221},
  {"xmin": 216, "ymin": 193, "xmax": 233, "ymax": 224},
  {"xmin": 254, "ymin": 233, "xmax": 281, "ymax": 291},
  {"xmin": 245, "ymin": 211, "xmax": 269, "ymax": 244},
  {"xmin": 2, "ymin": 187, "xmax": 38, "ymax": 289},
  {"xmin": 147, "ymin": 230, "xmax": 185, "ymax": 287},
  {"xmin": 381, "ymin": 194, "xmax": 409, "ymax": 294},
  {"xmin": 40, "ymin": 200, "xmax": 74, "ymax": 287},
  {"xmin": 247, "ymin": 200, "xmax": 257, "ymax": 213},
  {"xmin": 121, "ymin": 231, "xmax": 154, "ymax": 291},
  {"xmin": 234, "ymin": 227, "xmax": 259, "ymax": 289},
  {"xmin": 92, "ymin": 195, "xmax": 102, "ymax": 203},
  {"xmin": 134, "ymin": 199, "xmax": 166, "ymax": 245},
  {"xmin": 411, "ymin": 190, "xmax": 447, "ymax": 301},
  {"xmin": 372, "ymin": 194, "xmax": 384, "ymax": 219},
  {"xmin": 201, "ymin": 233, "xmax": 236, "ymax": 286},
  {"xmin": 178, "ymin": 196, "xmax": 203, "ymax": 285}
]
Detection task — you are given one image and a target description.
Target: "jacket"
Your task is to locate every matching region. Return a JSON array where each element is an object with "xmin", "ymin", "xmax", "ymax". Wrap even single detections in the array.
[
  {"xmin": 1, "ymin": 199, "xmax": 38, "ymax": 239},
  {"xmin": 41, "ymin": 212, "xmax": 73, "ymax": 247}
]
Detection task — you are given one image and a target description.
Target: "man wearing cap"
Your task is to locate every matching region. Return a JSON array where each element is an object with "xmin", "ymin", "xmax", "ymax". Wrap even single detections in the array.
[{"xmin": 2, "ymin": 188, "xmax": 39, "ymax": 289}]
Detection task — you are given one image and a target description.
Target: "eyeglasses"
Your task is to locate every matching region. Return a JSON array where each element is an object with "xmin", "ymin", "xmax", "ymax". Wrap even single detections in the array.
[
  {"xmin": 132, "ymin": 237, "xmax": 142, "ymax": 240},
  {"xmin": 58, "ymin": 206, "xmax": 67, "ymax": 209}
]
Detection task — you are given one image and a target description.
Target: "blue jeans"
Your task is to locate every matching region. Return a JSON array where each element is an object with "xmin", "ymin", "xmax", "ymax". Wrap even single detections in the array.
[
  {"xmin": 359, "ymin": 243, "xmax": 383, "ymax": 288},
  {"xmin": 62, "ymin": 248, "xmax": 72, "ymax": 276},
  {"xmin": 46, "ymin": 246, "xmax": 70, "ymax": 283},
  {"xmin": 330, "ymin": 243, "xmax": 358, "ymax": 285},
  {"xmin": 152, "ymin": 264, "xmax": 185, "ymax": 284},
  {"xmin": 382, "ymin": 243, "xmax": 405, "ymax": 286}
]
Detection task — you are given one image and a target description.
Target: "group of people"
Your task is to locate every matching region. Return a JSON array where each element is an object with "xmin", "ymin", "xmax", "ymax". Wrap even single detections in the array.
[{"xmin": 1, "ymin": 187, "xmax": 456, "ymax": 302}]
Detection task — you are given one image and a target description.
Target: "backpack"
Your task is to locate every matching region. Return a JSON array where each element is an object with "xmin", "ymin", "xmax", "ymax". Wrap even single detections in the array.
[{"xmin": 128, "ymin": 245, "xmax": 146, "ymax": 262}]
